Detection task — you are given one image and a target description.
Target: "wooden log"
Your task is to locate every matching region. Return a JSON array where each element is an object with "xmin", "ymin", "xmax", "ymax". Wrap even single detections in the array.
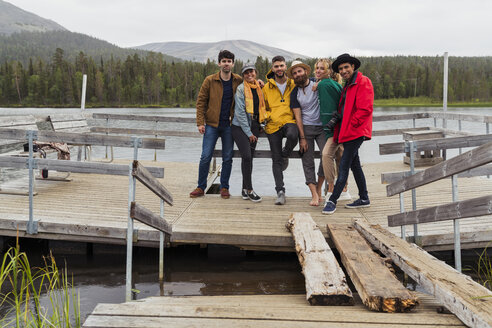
[
  {"xmin": 130, "ymin": 202, "xmax": 172, "ymax": 235},
  {"xmin": 286, "ymin": 212, "xmax": 353, "ymax": 306},
  {"xmin": 327, "ymin": 223, "xmax": 418, "ymax": 312},
  {"xmin": 380, "ymin": 134, "xmax": 492, "ymax": 155},
  {"xmin": 0, "ymin": 156, "xmax": 164, "ymax": 178},
  {"xmin": 388, "ymin": 195, "xmax": 492, "ymax": 227},
  {"xmin": 387, "ymin": 141, "xmax": 492, "ymax": 196},
  {"xmin": 132, "ymin": 161, "xmax": 173, "ymax": 205},
  {"xmin": 92, "ymin": 113, "xmax": 196, "ymax": 123},
  {"xmin": 0, "ymin": 128, "xmax": 166, "ymax": 149},
  {"xmin": 213, "ymin": 149, "xmax": 321, "ymax": 159},
  {"xmin": 353, "ymin": 219, "xmax": 492, "ymax": 328}
]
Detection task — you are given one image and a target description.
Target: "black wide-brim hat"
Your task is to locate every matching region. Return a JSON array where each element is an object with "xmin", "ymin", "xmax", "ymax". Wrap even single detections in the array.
[{"xmin": 332, "ymin": 53, "xmax": 361, "ymax": 73}]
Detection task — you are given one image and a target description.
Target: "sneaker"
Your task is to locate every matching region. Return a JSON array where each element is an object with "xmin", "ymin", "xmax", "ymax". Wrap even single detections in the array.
[
  {"xmin": 241, "ymin": 189, "xmax": 249, "ymax": 200},
  {"xmin": 220, "ymin": 188, "xmax": 230, "ymax": 199},
  {"xmin": 247, "ymin": 190, "xmax": 262, "ymax": 203},
  {"xmin": 339, "ymin": 190, "xmax": 352, "ymax": 201},
  {"xmin": 275, "ymin": 190, "xmax": 286, "ymax": 205},
  {"xmin": 345, "ymin": 198, "xmax": 370, "ymax": 209},
  {"xmin": 282, "ymin": 157, "xmax": 289, "ymax": 171},
  {"xmin": 189, "ymin": 187, "xmax": 204, "ymax": 198},
  {"xmin": 322, "ymin": 201, "xmax": 336, "ymax": 215}
]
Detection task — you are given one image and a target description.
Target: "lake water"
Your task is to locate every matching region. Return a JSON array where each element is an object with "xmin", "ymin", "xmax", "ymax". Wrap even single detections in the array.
[{"xmin": 0, "ymin": 106, "xmax": 490, "ymax": 322}]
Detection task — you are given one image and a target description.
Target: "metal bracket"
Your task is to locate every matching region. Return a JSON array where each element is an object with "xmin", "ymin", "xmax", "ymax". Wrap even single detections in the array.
[
  {"xmin": 131, "ymin": 137, "xmax": 142, "ymax": 148},
  {"xmin": 132, "ymin": 228, "xmax": 138, "ymax": 243},
  {"xmin": 25, "ymin": 130, "xmax": 38, "ymax": 140},
  {"xmin": 26, "ymin": 219, "xmax": 39, "ymax": 234}
]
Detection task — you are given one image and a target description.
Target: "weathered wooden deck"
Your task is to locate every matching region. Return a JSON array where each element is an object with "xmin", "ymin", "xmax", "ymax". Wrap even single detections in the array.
[
  {"xmin": 82, "ymin": 293, "xmax": 465, "ymax": 327},
  {"xmin": 0, "ymin": 159, "xmax": 490, "ymax": 251}
]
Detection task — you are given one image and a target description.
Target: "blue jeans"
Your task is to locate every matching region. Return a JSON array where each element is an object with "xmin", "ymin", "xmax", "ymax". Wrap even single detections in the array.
[
  {"xmin": 329, "ymin": 137, "xmax": 368, "ymax": 204},
  {"xmin": 197, "ymin": 124, "xmax": 233, "ymax": 190}
]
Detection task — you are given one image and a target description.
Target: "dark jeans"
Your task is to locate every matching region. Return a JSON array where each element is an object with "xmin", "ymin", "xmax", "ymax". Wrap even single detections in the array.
[
  {"xmin": 197, "ymin": 124, "xmax": 233, "ymax": 190},
  {"xmin": 266, "ymin": 123, "xmax": 299, "ymax": 193},
  {"xmin": 329, "ymin": 137, "xmax": 368, "ymax": 204},
  {"xmin": 231, "ymin": 121, "xmax": 260, "ymax": 190}
]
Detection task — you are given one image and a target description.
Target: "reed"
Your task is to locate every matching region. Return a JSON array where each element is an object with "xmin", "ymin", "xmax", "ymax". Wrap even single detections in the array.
[
  {"xmin": 0, "ymin": 243, "xmax": 80, "ymax": 327},
  {"xmin": 477, "ymin": 245, "xmax": 492, "ymax": 291}
]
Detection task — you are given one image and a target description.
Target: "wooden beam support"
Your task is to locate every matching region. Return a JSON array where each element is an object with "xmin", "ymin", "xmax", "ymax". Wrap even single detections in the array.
[
  {"xmin": 286, "ymin": 213, "xmax": 353, "ymax": 306},
  {"xmin": 0, "ymin": 156, "xmax": 164, "ymax": 178},
  {"xmin": 132, "ymin": 161, "xmax": 173, "ymax": 205},
  {"xmin": 387, "ymin": 141, "xmax": 492, "ymax": 196},
  {"xmin": 353, "ymin": 219, "xmax": 492, "ymax": 328},
  {"xmin": 0, "ymin": 128, "xmax": 166, "ymax": 149},
  {"xmin": 379, "ymin": 134, "xmax": 492, "ymax": 155},
  {"xmin": 327, "ymin": 223, "xmax": 418, "ymax": 312},
  {"xmin": 130, "ymin": 202, "xmax": 172, "ymax": 235},
  {"xmin": 388, "ymin": 195, "xmax": 492, "ymax": 227}
]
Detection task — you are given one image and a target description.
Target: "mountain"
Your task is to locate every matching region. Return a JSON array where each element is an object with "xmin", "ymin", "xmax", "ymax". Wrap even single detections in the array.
[
  {"xmin": 0, "ymin": 0, "xmax": 66, "ymax": 35},
  {"xmin": 133, "ymin": 40, "xmax": 309, "ymax": 63}
]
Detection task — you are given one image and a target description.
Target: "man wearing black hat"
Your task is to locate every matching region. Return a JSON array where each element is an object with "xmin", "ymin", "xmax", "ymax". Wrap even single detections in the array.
[{"xmin": 322, "ymin": 54, "xmax": 374, "ymax": 215}]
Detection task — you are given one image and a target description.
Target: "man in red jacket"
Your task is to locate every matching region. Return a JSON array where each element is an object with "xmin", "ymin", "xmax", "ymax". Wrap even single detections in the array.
[{"xmin": 322, "ymin": 54, "xmax": 373, "ymax": 215}]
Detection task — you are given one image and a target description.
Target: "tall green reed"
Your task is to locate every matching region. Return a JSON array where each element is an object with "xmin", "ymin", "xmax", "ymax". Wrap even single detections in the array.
[
  {"xmin": 0, "ymin": 243, "xmax": 80, "ymax": 327},
  {"xmin": 477, "ymin": 245, "xmax": 492, "ymax": 291}
]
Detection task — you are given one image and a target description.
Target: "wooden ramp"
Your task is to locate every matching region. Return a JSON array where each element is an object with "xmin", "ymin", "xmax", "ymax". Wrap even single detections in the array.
[
  {"xmin": 0, "ymin": 160, "xmax": 490, "ymax": 250},
  {"xmin": 82, "ymin": 294, "xmax": 465, "ymax": 327}
]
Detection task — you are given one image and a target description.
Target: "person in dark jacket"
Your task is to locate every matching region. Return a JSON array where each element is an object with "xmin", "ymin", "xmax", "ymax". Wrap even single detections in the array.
[
  {"xmin": 322, "ymin": 53, "xmax": 374, "ymax": 215},
  {"xmin": 189, "ymin": 50, "xmax": 242, "ymax": 199}
]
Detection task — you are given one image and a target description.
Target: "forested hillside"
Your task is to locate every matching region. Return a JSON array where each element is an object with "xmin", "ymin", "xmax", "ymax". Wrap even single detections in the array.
[{"xmin": 0, "ymin": 49, "xmax": 490, "ymax": 107}]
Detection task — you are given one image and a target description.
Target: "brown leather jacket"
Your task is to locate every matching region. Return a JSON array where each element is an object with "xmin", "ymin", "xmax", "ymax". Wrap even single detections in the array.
[{"xmin": 196, "ymin": 72, "xmax": 243, "ymax": 127}]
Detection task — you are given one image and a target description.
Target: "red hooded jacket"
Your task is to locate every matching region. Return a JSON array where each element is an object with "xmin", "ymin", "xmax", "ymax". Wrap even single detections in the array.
[{"xmin": 334, "ymin": 71, "xmax": 374, "ymax": 144}]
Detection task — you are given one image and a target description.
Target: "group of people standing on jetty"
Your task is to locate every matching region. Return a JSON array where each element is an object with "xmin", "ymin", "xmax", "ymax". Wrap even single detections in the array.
[{"xmin": 189, "ymin": 50, "xmax": 374, "ymax": 215}]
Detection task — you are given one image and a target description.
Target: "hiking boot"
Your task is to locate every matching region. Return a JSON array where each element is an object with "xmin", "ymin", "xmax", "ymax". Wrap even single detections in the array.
[
  {"xmin": 189, "ymin": 187, "xmax": 204, "ymax": 198},
  {"xmin": 275, "ymin": 190, "xmax": 286, "ymax": 205},
  {"xmin": 345, "ymin": 198, "xmax": 370, "ymax": 209},
  {"xmin": 241, "ymin": 189, "xmax": 249, "ymax": 200},
  {"xmin": 220, "ymin": 188, "xmax": 230, "ymax": 199},
  {"xmin": 322, "ymin": 201, "xmax": 336, "ymax": 215},
  {"xmin": 247, "ymin": 190, "xmax": 262, "ymax": 203},
  {"xmin": 282, "ymin": 157, "xmax": 289, "ymax": 171}
]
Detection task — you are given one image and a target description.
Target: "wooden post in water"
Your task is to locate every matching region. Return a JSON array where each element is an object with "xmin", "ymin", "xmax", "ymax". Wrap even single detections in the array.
[{"xmin": 81, "ymin": 74, "xmax": 87, "ymax": 110}]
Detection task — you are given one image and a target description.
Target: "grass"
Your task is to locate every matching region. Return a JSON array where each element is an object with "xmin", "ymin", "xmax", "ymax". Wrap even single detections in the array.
[
  {"xmin": 477, "ymin": 245, "xmax": 492, "ymax": 291},
  {"xmin": 0, "ymin": 242, "xmax": 80, "ymax": 327}
]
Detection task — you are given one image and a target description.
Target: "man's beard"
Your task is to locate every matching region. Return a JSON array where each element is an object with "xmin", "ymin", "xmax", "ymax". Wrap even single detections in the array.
[
  {"xmin": 274, "ymin": 70, "xmax": 285, "ymax": 79},
  {"xmin": 294, "ymin": 74, "xmax": 308, "ymax": 87}
]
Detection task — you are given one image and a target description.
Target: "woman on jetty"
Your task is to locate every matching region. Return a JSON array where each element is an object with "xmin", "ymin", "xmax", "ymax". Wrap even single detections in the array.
[
  {"xmin": 315, "ymin": 59, "xmax": 350, "ymax": 202},
  {"xmin": 231, "ymin": 64, "xmax": 268, "ymax": 202}
]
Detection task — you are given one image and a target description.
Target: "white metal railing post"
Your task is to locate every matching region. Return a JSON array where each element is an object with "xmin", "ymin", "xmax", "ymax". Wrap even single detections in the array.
[
  {"xmin": 81, "ymin": 74, "xmax": 87, "ymax": 110},
  {"xmin": 159, "ymin": 199, "xmax": 165, "ymax": 282},
  {"xmin": 443, "ymin": 52, "xmax": 448, "ymax": 129},
  {"xmin": 26, "ymin": 130, "xmax": 38, "ymax": 234},
  {"xmin": 125, "ymin": 137, "xmax": 141, "ymax": 302},
  {"xmin": 408, "ymin": 141, "xmax": 418, "ymax": 242},
  {"xmin": 452, "ymin": 174, "xmax": 461, "ymax": 272},
  {"xmin": 399, "ymin": 193, "xmax": 406, "ymax": 240}
]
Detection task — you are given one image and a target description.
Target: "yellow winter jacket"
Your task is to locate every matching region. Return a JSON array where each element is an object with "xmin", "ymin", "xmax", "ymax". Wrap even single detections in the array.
[{"xmin": 262, "ymin": 70, "xmax": 296, "ymax": 134}]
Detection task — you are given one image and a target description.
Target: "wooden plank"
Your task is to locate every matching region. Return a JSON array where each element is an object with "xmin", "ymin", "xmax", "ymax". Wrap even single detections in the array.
[
  {"xmin": 92, "ymin": 113, "xmax": 196, "ymax": 123},
  {"xmin": 130, "ymin": 202, "xmax": 172, "ymax": 234},
  {"xmin": 327, "ymin": 223, "xmax": 418, "ymax": 312},
  {"xmin": 213, "ymin": 149, "xmax": 321, "ymax": 159},
  {"xmin": 0, "ymin": 157, "xmax": 164, "ymax": 178},
  {"xmin": 132, "ymin": 161, "xmax": 173, "ymax": 205},
  {"xmin": 372, "ymin": 113, "xmax": 430, "ymax": 122},
  {"xmin": 0, "ymin": 128, "xmax": 166, "ymax": 149},
  {"xmin": 387, "ymin": 141, "xmax": 492, "ymax": 196},
  {"xmin": 380, "ymin": 134, "xmax": 492, "ymax": 155},
  {"xmin": 47, "ymin": 113, "xmax": 87, "ymax": 122},
  {"xmin": 372, "ymin": 127, "xmax": 429, "ymax": 137},
  {"xmin": 388, "ymin": 195, "xmax": 492, "ymax": 227},
  {"xmin": 91, "ymin": 127, "xmax": 201, "ymax": 138},
  {"xmin": 381, "ymin": 164, "xmax": 492, "ymax": 184},
  {"xmin": 353, "ymin": 219, "xmax": 492, "ymax": 328},
  {"xmin": 0, "ymin": 115, "xmax": 38, "ymax": 127},
  {"xmin": 286, "ymin": 212, "xmax": 353, "ymax": 305},
  {"xmin": 429, "ymin": 111, "xmax": 492, "ymax": 124}
]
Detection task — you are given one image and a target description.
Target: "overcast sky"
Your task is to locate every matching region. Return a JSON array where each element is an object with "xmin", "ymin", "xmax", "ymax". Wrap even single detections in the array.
[{"xmin": 6, "ymin": 0, "xmax": 492, "ymax": 57}]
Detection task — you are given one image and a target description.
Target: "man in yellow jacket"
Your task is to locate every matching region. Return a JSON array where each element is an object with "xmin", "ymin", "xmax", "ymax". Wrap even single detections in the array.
[{"xmin": 263, "ymin": 55, "xmax": 298, "ymax": 205}]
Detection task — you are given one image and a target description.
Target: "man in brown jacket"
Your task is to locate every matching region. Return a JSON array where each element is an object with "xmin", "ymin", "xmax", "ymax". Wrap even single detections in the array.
[{"xmin": 189, "ymin": 50, "xmax": 243, "ymax": 199}]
